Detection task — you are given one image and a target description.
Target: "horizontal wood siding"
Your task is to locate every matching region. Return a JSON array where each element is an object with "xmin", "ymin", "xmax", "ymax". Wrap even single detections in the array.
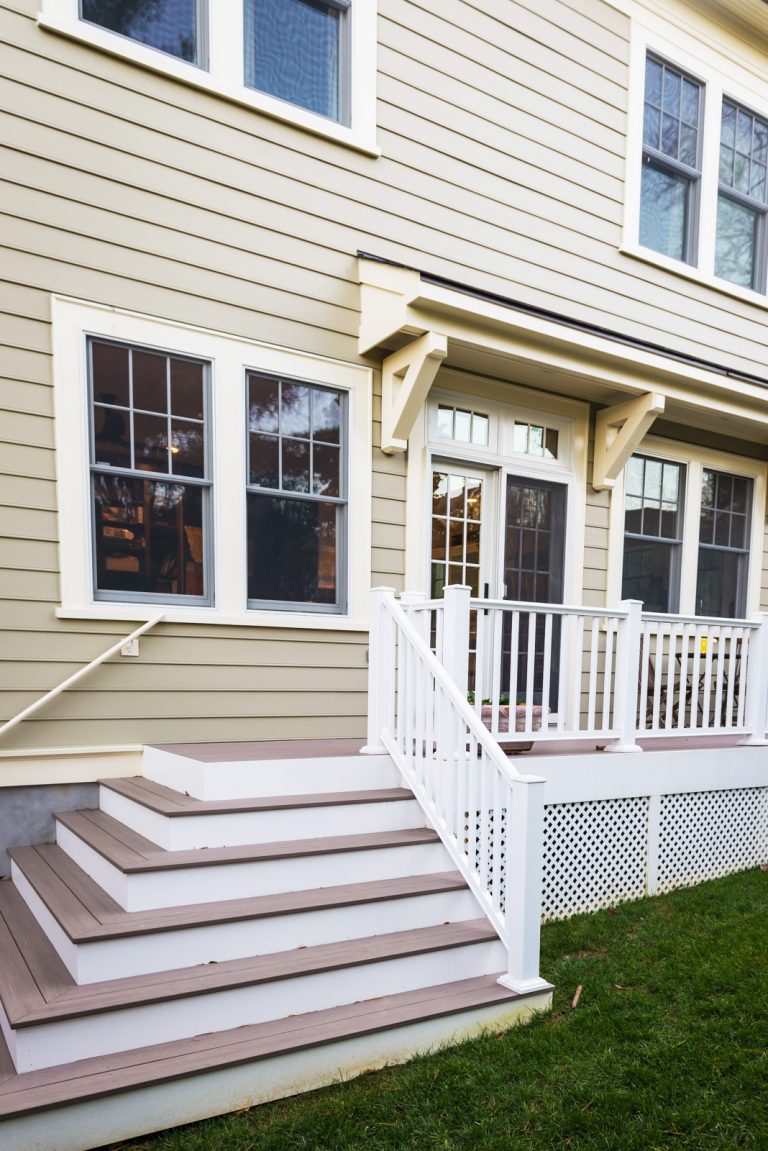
[{"xmin": 2, "ymin": 0, "xmax": 768, "ymax": 749}]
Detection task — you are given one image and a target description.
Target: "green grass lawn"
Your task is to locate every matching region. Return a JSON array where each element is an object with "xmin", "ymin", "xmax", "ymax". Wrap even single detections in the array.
[{"xmin": 117, "ymin": 868, "xmax": 767, "ymax": 1151}]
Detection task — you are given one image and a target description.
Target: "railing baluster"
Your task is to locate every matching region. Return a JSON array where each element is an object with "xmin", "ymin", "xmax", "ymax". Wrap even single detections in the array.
[
  {"xmin": 541, "ymin": 612, "xmax": 553, "ymax": 731},
  {"xmin": 524, "ymin": 612, "xmax": 537, "ymax": 731},
  {"xmin": 601, "ymin": 615, "xmax": 614, "ymax": 732},
  {"xmin": 571, "ymin": 614, "xmax": 585, "ymax": 733},
  {"xmin": 587, "ymin": 616, "xmax": 599, "ymax": 732}
]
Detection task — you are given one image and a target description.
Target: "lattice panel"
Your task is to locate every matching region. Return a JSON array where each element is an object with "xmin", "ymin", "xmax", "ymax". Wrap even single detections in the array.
[
  {"xmin": 541, "ymin": 798, "xmax": 649, "ymax": 922},
  {"xmin": 657, "ymin": 788, "xmax": 768, "ymax": 893}
]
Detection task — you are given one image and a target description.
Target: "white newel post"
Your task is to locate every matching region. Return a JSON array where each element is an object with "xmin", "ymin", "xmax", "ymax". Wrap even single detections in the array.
[
  {"xmin": 442, "ymin": 585, "xmax": 471, "ymax": 693},
  {"xmin": 362, "ymin": 586, "xmax": 397, "ymax": 754},
  {"xmin": 738, "ymin": 613, "xmax": 768, "ymax": 745},
  {"xmin": 498, "ymin": 776, "xmax": 551, "ymax": 994},
  {"xmin": 606, "ymin": 598, "xmax": 643, "ymax": 753}
]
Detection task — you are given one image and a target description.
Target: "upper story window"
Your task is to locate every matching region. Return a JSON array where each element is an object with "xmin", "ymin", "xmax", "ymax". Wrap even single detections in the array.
[
  {"xmin": 81, "ymin": 0, "xmax": 204, "ymax": 65},
  {"xmin": 640, "ymin": 56, "xmax": 702, "ymax": 264},
  {"xmin": 244, "ymin": 0, "xmax": 349, "ymax": 123},
  {"xmin": 41, "ymin": 1, "xmax": 377, "ymax": 152},
  {"xmin": 716, "ymin": 100, "xmax": 768, "ymax": 291},
  {"xmin": 628, "ymin": 31, "xmax": 768, "ymax": 302}
]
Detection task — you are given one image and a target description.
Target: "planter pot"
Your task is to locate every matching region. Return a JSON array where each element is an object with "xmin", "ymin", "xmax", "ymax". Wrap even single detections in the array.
[{"xmin": 480, "ymin": 704, "xmax": 545, "ymax": 733}]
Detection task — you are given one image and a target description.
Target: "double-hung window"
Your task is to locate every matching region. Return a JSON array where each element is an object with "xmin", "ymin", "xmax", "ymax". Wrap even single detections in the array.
[
  {"xmin": 621, "ymin": 452, "xmax": 756, "ymax": 618},
  {"xmin": 246, "ymin": 372, "xmax": 346, "ymax": 611},
  {"xmin": 715, "ymin": 100, "xmax": 768, "ymax": 291},
  {"xmin": 43, "ymin": 2, "xmax": 376, "ymax": 149},
  {"xmin": 640, "ymin": 56, "xmax": 702, "ymax": 264},
  {"xmin": 89, "ymin": 338, "xmax": 211, "ymax": 604}
]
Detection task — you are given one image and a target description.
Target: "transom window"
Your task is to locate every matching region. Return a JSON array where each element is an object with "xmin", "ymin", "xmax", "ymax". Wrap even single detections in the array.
[
  {"xmin": 640, "ymin": 55, "xmax": 702, "ymax": 264},
  {"xmin": 512, "ymin": 421, "xmax": 559, "ymax": 460},
  {"xmin": 436, "ymin": 404, "xmax": 489, "ymax": 447},
  {"xmin": 88, "ymin": 338, "xmax": 210, "ymax": 603},
  {"xmin": 247, "ymin": 372, "xmax": 346, "ymax": 610}
]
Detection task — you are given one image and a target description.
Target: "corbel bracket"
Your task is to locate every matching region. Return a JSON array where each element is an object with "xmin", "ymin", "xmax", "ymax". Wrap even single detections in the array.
[
  {"xmin": 381, "ymin": 331, "xmax": 448, "ymax": 454},
  {"xmin": 593, "ymin": 392, "xmax": 666, "ymax": 490}
]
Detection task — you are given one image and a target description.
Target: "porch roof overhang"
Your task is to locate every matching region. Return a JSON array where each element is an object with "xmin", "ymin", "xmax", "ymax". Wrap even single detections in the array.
[{"xmin": 358, "ymin": 254, "xmax": 768, "ymax": 461}]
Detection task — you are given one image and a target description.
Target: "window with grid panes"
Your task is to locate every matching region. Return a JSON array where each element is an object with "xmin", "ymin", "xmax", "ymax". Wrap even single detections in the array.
[
  {"xmin": 640, "ymin": 55, "xmax": 702, "ymax": 263},
  {"xmin": 89, "ymin": 338, "xmax": 210, "ymax": 602},
  {"xmin": 247, "ymin": 372, "xmax": 346, "ymax": 610},
  {"xmin": 716, "ymin": 100, "xmax": 768, "ymax": 290},
  {"xmin": 696, "ymin": 469, "xmax": 752, "ymax": 617},
  {"xmin": 622, "ymin": 455, "xmax": 685, "ymax": 613}
]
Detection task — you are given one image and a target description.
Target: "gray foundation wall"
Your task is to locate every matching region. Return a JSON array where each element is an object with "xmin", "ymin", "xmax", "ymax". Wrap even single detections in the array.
[{"xmin": 0, "ymin": 783, "xmax": 99, "ymax": 875}]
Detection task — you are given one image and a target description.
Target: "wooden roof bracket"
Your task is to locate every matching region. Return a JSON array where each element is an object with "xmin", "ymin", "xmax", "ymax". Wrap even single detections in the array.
[
  {"xmin": 381, "ymin": 331, "xmax": 448, "ymax": 454},
  {"xmin": 593, "ymin": 392, "xmax": 666, "ymax": 491}
]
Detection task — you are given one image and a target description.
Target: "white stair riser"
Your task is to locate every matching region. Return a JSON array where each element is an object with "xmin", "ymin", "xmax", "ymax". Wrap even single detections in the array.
[
  {"xmin": 142, "ymin": 748, "xmax": 401, "ymax": 800},
  {"xmin": 12, "ymin": 939, "xmax": 507, "ymax": 1071},
  {"xmin": 48, "ymin": 889, "xmax": 482, "ymax": 984},
  {"xmin": 0, "ymin": 990, "xmax": 553, "ymax": 1151},
  {"xmin": 55, "ymin": 822, "xmax": 449, "ymax": 911},
  {"xmin": 99, "ymin": 787, "xmax": 426, "ymax": 850}
]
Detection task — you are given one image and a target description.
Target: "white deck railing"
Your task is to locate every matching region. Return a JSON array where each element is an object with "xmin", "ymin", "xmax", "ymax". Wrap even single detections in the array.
[
  {"xmin": 364, "ymin": 587, "xmax": 550, "ymax": 994},
  {"xmin": 372, "ymin": 587, "xmax": 768, "ymax": 757}
]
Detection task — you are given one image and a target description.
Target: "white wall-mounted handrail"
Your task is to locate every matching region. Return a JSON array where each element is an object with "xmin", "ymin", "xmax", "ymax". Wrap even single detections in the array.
[{"xmin": 0, "ymin": 614, "xmax": 165, "ymax": 742}]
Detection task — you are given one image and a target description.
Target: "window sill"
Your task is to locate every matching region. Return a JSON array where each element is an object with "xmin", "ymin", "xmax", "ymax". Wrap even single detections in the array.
[
  {"xmin": 620, "ymin": 241, "xmax": 768, "ymax": 312},
  {"xmin": 37, "ymin": 12, "xmax": 381, "ymax": 158},
  {"xmin": 55, "ymin": 605, "xmax": 369, "ymax": 631}
]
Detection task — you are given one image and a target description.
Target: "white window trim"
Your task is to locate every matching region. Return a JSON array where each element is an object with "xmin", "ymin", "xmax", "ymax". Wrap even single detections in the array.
[
  {"xmin": 622, "ymin": 5, "xmax": 768, "ymax": 307},
  {"xmin": 405, "ymin": 373, "xmax": 589, "ymax": 605},
  {"xmin": 607, "ymin": 435, "xmax": 767, "ymax": 617},
  {"xmin": 38, "ymin": 0, "xmax": 379, "ymax": 156},
  {"xmin": 52, "ymin": 296, "xmax": 372, "ymax": 630}
]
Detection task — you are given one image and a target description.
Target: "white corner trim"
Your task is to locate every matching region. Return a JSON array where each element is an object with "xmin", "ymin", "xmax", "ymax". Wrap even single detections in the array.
[
  {"xmin": 51, "ymin": 296, "xmax": 373, "ymax": 630},
  {"xmin": 38, "ymin": 0, "xmax": 379, "ymax": 157}
]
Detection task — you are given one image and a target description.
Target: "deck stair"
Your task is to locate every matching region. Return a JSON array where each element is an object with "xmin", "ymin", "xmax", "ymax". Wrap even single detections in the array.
[{"xmin": 0, "ymin": 740, "xmax": 552, "ymax": 1151}]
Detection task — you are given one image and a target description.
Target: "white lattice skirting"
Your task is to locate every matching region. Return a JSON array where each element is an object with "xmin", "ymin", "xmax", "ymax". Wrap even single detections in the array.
[{"xmin": 541, "ymin": 787, "xmax": 768, "ymax": 922}]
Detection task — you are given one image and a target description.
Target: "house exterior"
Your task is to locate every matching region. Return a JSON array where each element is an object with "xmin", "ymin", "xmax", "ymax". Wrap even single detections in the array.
[{"xmin": 1, "ymin": 0, "xmax": 768, "ymax": 1146}]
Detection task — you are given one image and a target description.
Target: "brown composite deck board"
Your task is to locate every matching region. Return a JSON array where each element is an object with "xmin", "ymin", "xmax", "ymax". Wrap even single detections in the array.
[
  {"xmin": 34, "ymin": 844, "xmax": 125, "ymax": 927},
  {"xmin": 0, "ymin": 884, "xmax": 72, "ymax": 1022},
  {"xmin": 151, "ymin": 738, "xmax": 366, "ymax": 762},
  {"xmin": 57, "ymin": 817, "xmax": 440, "ymax": 874},
  {"xmin": 79, "ymin": 810, "xmax": 160, "ymax": 858},
  {"xmin": 9, "ymin": 847, "xmax": 102, "ymax": 938},
  {"xmin": 100, "ymin": 778, "xmax": 195, "ymax": 813},
  {"xmin": 0, "ymin": 973, "xmax": 539, "ymax": 1118},
  {"xmin": 19, "ymin": 920, "xmax": 496, "ymax": 1025},
  {"xmin": 0, "ymin": 1027, "xmax": 14, "ymax": 1086},
  {"xmin": 10, "ymin": 847, "xmax": 467, "ymax": 942},
  {"xmin": 102, "ymin": 778, "xmax": 415, "ymax": 817},
  {"xmin": 55, "ymin": 811, "xmax": 152, "ymax": 869}
]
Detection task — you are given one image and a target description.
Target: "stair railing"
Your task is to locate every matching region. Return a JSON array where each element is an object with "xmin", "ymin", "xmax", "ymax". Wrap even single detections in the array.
[
  {"xmin": 0, "ymin": 614, "xmax": 164, "ymax": 742},
  {"xmin": 364, "ymin": 586, "xmax": 549, "ymax": 994}
]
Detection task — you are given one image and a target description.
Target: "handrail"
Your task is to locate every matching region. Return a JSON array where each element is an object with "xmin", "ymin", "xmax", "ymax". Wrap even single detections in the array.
[
  {"xmin": 0, "ymin": 614, "xmax": 165, "ymax": 741},
  {"xmin": 369, "ymin": 587, "xmax": 548, "ymax": 992}
]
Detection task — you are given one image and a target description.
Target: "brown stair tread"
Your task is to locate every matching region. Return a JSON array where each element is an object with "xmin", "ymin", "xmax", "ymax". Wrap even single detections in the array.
[
  {"xmin": 150, "ymin": 738, "xmax": 366, "ymax": 763},
  {"xmin": 12, "ymin": 843, "xmax": 468, "ymax": 943},
  {"xmin": 0, "ymin": 973, "xmax": 543, "ymax": 1119},
  {"xmin": 10, "ymin": 919, "xmax": 498, "ymax": 1027},
  {"xmin": 55, "ymin": 809, "xmax": 440, "ymax": 872},
  {"xmin": 0, "ymin": 882, "xmax": 72, "ymax": 1023},
  {"xmin": 101, "ymin": 775, "xmax": 415, "ymax": 816}
]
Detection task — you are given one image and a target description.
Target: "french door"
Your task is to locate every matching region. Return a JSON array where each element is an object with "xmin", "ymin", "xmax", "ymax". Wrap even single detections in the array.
[{"xmin": 501, "ymin": 476, "xmax": 567, "ymax": 707}]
